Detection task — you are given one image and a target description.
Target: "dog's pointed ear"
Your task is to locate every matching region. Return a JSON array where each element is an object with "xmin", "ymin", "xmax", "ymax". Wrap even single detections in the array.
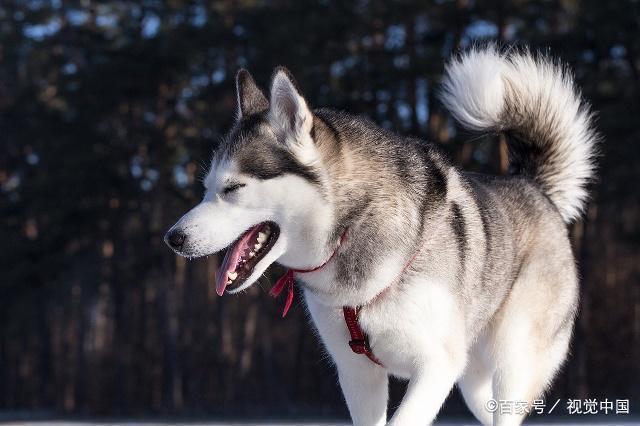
[
  {"xmin": 236, "ymin": 69, "xmax": 269, "ymax": 118},
  {"xmin": 269, "ymin": 67, "xmax": 313, "ymax": 137}
]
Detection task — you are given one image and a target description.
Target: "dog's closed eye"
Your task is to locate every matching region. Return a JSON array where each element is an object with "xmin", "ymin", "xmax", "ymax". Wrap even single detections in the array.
[{"xmin": 222, "ymin": 183, "xmax": 246, "ymax": 195}]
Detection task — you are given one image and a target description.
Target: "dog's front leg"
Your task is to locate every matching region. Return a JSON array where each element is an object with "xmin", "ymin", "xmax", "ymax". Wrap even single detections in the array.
[
  {"xmin": 304, "ymin": 293, "xmax": 388, "ymax": 426},
  {"xmin": 337, "ymin": 356, "xmax": 388, "ymax": 426},
  {"xmin": 388, "ymin": 354, "xmax": 465, "ymax": 426}
]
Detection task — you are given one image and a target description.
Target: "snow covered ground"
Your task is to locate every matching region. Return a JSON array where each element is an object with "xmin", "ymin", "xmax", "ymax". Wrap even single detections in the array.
[{"xmin": 1, "ymin": 420, "xmax": 639, "ymax": 426}]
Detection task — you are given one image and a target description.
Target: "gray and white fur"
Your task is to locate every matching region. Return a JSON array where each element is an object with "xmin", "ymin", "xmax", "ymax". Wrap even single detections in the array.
[{"xmin": 164, "ymin": 47, "xmax": 598, "ymax": 425}]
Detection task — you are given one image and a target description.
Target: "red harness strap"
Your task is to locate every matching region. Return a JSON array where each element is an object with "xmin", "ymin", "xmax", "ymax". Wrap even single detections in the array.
[
  {"xmin": 270, "ymin": 229, "xmax": 422, "ymax": 368},
  {"xmin": 269, "ymin": 229, "xmax": 349, "ymax": 318},
  {"xmin": 342, "ymin": 306, "xmax": 383, "ymax": 366}
]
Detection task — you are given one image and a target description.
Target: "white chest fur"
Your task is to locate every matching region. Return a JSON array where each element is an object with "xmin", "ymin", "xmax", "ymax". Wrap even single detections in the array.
[{"xmin": 303, "ymin": 274, "xmax": 464, "ymax": 379}]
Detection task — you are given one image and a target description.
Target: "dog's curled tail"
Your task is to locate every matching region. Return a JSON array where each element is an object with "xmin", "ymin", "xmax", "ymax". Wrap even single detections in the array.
[{"xmin": 439, "ymin": 46, "xmax": 598, "ymax": 223}]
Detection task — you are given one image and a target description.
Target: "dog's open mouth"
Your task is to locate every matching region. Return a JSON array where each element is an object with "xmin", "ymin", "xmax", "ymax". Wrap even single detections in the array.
[{"xmin": 215, "ymin": 221, "xmax": 280, "ymax": 295}]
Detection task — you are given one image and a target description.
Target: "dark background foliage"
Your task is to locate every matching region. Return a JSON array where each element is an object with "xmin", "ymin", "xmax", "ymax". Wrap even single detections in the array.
[{"xmin": 0, "ymin": 0, "xmax": 638, "ymax": 421}]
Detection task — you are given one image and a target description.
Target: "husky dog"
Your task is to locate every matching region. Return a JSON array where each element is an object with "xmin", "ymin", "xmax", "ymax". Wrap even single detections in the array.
[{"xmin": 165, "ymin": 47, "xmax": 597, "ymax": 425}]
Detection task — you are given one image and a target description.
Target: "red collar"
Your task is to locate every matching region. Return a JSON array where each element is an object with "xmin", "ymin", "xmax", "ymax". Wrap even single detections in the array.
[
  {"xmin": 270, "ymin": 229, "xmax": 424, "ymax": 367},
  {"xmin": 269, "ymin": 229, "xmax": 349, "ymax": 317}
]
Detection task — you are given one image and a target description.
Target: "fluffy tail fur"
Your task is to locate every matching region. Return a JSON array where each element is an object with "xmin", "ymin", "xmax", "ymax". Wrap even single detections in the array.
[{"xmin": 439, "ymin": 47, "xmax": 598, "ymax": 223}]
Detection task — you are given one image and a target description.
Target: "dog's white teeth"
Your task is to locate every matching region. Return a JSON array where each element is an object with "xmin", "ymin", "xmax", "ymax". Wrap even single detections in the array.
[
  {"xmin": 257, "ymin": 232, "xmax": 267, "ymax": 243},
  {"xmin": 249, "ymin": 252, "xmax": 255, "ymax": 258},
  {"xmin": 254, "ymin": 243, "xmax": 262, "ymax": 251},
  {"xmin": 228, "ymin": 271, "xmax": 238, "ymax": 280},
  {"xmin": 226, "ymin": 279, "xmax": 232, "ymax": 285}
]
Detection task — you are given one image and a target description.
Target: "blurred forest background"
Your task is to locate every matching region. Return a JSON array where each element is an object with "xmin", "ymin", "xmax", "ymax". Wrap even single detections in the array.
[{"xmin": 1, "ymin": 0, "xmax": 639, "ymax": 421}]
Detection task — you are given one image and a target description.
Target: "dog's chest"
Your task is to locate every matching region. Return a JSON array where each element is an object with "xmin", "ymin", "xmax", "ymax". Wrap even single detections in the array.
[{"xmin": 304, "ymin": 277, "xmax": 459, "ymax": 379}]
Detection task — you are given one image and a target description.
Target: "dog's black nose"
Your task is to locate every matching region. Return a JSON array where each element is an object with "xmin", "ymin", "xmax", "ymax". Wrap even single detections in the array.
[{"xmin": 164, "ymin": 229, "xmax": 186, "ymax": 250}]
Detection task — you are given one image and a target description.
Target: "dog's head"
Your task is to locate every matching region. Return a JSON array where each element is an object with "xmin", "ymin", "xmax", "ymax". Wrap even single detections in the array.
[{"xmin": 165, "ymin": 68, "xmax": 333, "ymax": 295}]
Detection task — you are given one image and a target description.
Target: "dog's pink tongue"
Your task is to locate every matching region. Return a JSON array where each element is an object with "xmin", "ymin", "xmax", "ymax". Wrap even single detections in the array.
[
  {"xmin": 214, "ymin": 224, "xmax": 262, "ymax": 296},
  {"xmin": 215, "ymin": 246, "xmax": 240, "ymax": 296}
]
